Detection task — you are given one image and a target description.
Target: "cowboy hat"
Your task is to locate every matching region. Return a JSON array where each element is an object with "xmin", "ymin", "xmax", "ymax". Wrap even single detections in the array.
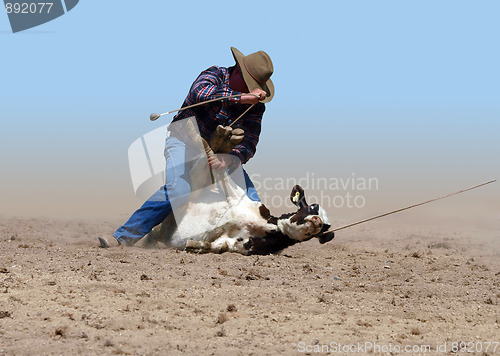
[{"xmin": 231, "ymin": 47, "xmax": 274, "ymax": 103}]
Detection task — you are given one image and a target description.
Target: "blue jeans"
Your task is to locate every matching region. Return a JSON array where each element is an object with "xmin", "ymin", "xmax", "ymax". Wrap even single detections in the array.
[{"xmin": 114, "ymin": 135, "xmax": 259, "ymax": 245}]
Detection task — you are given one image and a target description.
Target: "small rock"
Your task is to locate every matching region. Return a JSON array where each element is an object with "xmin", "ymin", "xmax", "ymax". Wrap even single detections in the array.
[
  {"xmin": 0, "ymin": 311, "xmax": 12, "ymax": 319},
  {"xmin": 333, "ymin": 276, "xmax": 341, "ymax": 280},
  {"xmin": 54, "ymin": 327, "xmax": 67, "ymax": 337},
  {"xmin": 245, "ymin": 273, "xmax": 259, "ymax": 280},
  {"xmin": 384, "ymin": 265, "xmax": 391, "ymax": 269},
  {"xmin": 216, "ymin": 313, "xmax": 228, "ymax": 324},
  {"xmin": 485, "ymin": 297, "xmax": 495, "ymax": 305},
  {"xmin": 357, "ymin": 320, "xmax": 372, "ymax": 327},
  {"xmin": 140, "ymin": 274, "xmax": 152, "ymax": 281},
  {"xmin": 410, "ymin": 327, "xmax": 422, "ymax": 335},
  {"xmin": 317, "ymin": 295, "xmax": 328, "ymax": 303}
]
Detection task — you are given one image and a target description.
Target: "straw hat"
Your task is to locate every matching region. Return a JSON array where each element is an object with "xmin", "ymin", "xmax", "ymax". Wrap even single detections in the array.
[{"xmin": 231, "ymin": 47, "xmax": 274, "ymax": 103}]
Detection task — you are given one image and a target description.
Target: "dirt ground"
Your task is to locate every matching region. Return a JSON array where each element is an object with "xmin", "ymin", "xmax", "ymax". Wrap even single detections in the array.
[{"xmin": 1, "ymin": 215, "xmax": 499, "ymax": 355}]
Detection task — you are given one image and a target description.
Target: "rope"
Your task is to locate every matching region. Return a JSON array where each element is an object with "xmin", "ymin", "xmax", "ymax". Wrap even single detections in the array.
[
  {"xmin": 332, "ymin": 179, "xmax": 496, "ymax": 232},
  {"xmin": 229, "ymin": 104, "xmax": 256, "ymax": 127}
]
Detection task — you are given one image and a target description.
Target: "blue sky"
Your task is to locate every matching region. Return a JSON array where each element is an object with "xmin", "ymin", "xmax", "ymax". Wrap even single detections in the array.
[{"xmin": 0, "ymin": 0, "xmax": 498, "ymax": 218}]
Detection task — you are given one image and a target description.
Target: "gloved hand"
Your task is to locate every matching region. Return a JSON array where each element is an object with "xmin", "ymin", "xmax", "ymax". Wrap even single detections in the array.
[{"xmin": 210, "ymin": 125, "xmax": 245, "ymax": 153}]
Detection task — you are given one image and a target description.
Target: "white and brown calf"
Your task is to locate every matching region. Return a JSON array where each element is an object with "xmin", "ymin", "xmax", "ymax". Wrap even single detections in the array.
[{"xmin": 145, "ymin": 158, "xmax": 335, "ymax": 255}]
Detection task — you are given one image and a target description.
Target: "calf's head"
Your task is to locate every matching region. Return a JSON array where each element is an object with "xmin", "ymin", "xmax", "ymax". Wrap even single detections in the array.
[{"xmin": 277, "ymin": 185, "xmax": 335, "ymax": 244}]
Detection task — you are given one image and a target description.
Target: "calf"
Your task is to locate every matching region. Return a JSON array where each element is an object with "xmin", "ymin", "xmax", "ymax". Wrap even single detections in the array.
[{"xmin": 145, "ymin": 158, "xmax": 335, "ymax": 255}]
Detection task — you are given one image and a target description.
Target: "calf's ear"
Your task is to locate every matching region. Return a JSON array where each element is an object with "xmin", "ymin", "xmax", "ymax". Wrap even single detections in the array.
[
  {"xmin": 290, "ymin": 185, "xmax": 308, "ymax": 208},
  {"xmin": 317, "ymin": 231, "xmax": 335, "ymax": 244}
]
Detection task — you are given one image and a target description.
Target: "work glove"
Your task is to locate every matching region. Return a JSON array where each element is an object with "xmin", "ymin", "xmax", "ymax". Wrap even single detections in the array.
[{"xmin": 210, "ymin": 125, "xmax": 245, "ymax": 154}]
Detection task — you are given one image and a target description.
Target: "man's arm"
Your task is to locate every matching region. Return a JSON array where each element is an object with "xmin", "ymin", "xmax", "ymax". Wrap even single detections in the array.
[
  {"xmin": 187, "ymin": 66, "xmax": 242, "ymax": 105},
  {"xmin": 187, "ymin": 66, "xmax": 267, "ymax": 106},
  {"xmin": 241, "ymin": 89, "xmax": 267, "ymax": 104}
]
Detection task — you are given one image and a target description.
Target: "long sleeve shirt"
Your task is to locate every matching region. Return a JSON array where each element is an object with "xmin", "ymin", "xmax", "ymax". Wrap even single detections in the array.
[{"xmin": 172, "ymin": 66, "xmax": 265, "ymax": 164}]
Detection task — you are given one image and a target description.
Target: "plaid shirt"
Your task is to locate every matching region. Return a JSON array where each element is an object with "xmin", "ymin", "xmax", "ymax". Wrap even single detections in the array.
[{"xmin": 172, "ymin": 66, "xmax": 265, "ymax": 164}]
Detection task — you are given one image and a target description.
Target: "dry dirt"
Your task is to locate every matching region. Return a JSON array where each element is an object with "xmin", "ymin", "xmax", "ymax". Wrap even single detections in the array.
[{"xmin": 0, "ymin": 215, "xmax": 499, "ymax": 355}]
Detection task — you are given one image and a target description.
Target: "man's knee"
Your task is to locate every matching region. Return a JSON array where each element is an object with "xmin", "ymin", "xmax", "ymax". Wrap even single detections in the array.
[{"xmin": 167, "ymin": 177, "xmax": 191, "ymax": 199}]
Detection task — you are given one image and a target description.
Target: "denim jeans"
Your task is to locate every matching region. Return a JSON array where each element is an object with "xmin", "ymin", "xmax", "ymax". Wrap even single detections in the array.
[{"xmin": 113, "ymin": 135, "xmax": 259, "ymax": 245}]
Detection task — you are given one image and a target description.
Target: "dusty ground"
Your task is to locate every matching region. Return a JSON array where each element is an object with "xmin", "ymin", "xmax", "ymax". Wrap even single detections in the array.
[{"xmin": 0, "ymin": 215, "xmax": 499, "ymax": 355}]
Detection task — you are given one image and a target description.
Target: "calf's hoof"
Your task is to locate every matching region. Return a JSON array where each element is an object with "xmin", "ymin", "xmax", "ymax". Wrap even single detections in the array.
[{"xmin": 185, "ymin": 240, "xmax": 210, "ymax": 254}]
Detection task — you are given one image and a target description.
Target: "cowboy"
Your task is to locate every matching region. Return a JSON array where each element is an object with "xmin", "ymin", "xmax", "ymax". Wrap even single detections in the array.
[{"xmin": 98, "ymin": 47, "xmax": 274, "ymax": 247}]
